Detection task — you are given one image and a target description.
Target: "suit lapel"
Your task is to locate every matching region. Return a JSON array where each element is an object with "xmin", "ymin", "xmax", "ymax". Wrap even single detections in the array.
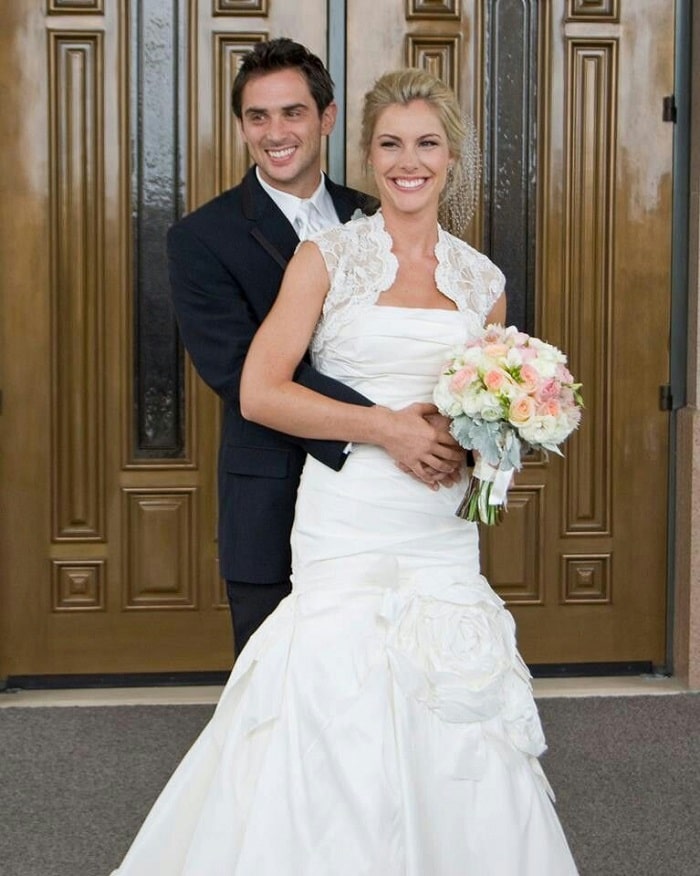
[
  {"xmin": 250, "ymin": 227, "xmax": 289, "ymax": 270},
  {"xmin": 327, "ymin": 180, "xmax": 357, "ymax": 223},
  {"xmin": 241, "ymin": 168, "xmax": 298, "ymax": 270}
]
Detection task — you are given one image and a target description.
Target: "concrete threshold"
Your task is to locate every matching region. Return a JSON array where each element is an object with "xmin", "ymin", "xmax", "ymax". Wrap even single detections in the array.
[{"xmin": 0, "ymin": 674, "xmax": 689, "ymax": 708}]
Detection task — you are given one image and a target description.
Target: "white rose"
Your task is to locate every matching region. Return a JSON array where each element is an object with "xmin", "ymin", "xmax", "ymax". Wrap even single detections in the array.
[
  {"xmin": 462, "ymin": 346, "xmax": 484, "ymax": 367},
  {"xmin": 460, "ymin": 388, "xmax": 484, "ymax": 418},
  {"xmin": 432, "ymin": 378, "xmax": 463, "ymax": 417},
  {"xmin": 520, "ymin": 415, "xmax": 569, "ymax": 446},
  {"xmin": 505, "ymin": 347, "xmax": 524, "ymax": 368},
  {"xmin": 527, "ymin": 339, "xmax": 566, "ymax": 377},
  {"xmin": 478, "ymin": 391, "xmax": 503, "ymax": 422}
]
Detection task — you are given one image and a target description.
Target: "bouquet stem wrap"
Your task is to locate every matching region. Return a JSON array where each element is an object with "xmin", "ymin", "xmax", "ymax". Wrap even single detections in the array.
[{"xmin": 456, "ymin": 458, "xmax": 514, "ymax": 525}]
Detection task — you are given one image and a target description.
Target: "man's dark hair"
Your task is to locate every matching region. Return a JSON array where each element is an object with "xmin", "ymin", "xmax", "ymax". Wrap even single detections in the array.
[{"xmin": 231, "ymin": 38, "xmax": 335, "ymax": 119}]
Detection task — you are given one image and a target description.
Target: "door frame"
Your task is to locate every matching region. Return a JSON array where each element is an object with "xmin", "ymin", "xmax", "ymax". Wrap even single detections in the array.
[{"xmin": 666, "ymin": 0, "xmax": 693, "ymax": 673}]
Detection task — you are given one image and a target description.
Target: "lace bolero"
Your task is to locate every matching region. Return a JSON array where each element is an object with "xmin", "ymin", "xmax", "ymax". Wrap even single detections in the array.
[{"xmin": 308, "ymin": 211, "xmax": 505, "ymax": 355}]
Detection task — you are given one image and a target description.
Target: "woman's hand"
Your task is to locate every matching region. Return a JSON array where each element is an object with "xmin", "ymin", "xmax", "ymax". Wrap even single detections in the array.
[{"xmin": 389, "ymin": 407, "xmax": 465, "ymax": 489}]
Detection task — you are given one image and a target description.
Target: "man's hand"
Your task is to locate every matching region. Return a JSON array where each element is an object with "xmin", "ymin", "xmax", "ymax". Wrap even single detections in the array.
[
  {"xmin": 374, "ymin": 403, "xmax": 464, "ymax": 488},
  {"xmin": 423, "ymin": 411, "xmax": 468, "ymax": 487},
  {"xmin": 394, "ymin": 410, "xmax": 468, "ymax": 488}
]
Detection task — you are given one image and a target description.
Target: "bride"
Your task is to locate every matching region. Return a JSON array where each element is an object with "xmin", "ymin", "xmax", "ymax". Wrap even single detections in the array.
[{"xmin": 112, "ymin": 69, "xmax": 578, "ymax": 874}]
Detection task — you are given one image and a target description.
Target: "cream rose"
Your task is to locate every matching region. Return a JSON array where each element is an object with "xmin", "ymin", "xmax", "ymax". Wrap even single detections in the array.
[
  {"xmin": 483, "ymin": 343, "xmax": 509, "ymax": 360},
  {"xmin": 508, "ymin": 395, "xmax": 536, "ymax": 427}
]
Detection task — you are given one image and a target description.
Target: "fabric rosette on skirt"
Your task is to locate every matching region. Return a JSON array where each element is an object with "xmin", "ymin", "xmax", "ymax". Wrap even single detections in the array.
[
  {"xmin": 378, "ymin": 567, "xmax": 546, "ymax": 762},
  {"xmin": 383, "ymin": 587, "xmax": 513, "ymax": 723}
]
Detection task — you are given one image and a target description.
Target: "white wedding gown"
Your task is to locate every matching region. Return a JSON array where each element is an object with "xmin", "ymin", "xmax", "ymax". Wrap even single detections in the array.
[{"xmin": 112, "ymin": 214, "xmax": 578, "ymax": 875}]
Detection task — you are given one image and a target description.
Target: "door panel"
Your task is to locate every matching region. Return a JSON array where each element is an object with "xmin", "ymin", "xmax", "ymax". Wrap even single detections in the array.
[{"xmin": 0, "ymin": 1, "xmax": 674, "ymax": 677}]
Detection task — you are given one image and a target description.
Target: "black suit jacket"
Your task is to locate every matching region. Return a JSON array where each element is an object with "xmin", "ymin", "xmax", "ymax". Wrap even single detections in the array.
[{"xmin": 168, "ymin": 167, "xmax": 377, "ymax": 582}]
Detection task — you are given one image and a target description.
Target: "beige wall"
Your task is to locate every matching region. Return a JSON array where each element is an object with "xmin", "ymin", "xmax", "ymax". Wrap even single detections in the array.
[{"xmin": 673, "ymin": 7, "xmax": 700, "ymax": 689}]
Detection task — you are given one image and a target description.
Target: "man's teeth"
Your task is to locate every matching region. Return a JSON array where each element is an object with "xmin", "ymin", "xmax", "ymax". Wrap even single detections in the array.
[
  {"xmin": 394, "ymin": 178, "xmax": 425, "ymax": 189},
  {"xmin": 268, "ymin": 147, "xmax": 296, "ymax": 159}
]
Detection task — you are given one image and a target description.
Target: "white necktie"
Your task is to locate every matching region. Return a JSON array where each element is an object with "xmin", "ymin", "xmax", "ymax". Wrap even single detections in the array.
[{"xmin": 294, "ymin": 200, "xmax": 326, "ymax": 240}]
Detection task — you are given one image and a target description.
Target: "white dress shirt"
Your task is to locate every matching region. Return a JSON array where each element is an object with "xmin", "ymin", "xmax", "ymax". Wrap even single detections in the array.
[{"xmin": 256, "ymin": 168, "xmax": 340, "ymax": 238}]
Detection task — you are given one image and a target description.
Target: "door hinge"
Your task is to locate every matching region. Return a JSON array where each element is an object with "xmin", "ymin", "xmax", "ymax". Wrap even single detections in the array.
[
  {"xmin": 662, "ymin": 95, "xmax": 677, "ymax": 123},
  {"xmin": 659, "ymin": 384, "xmax": 673, "ymax": 411}
]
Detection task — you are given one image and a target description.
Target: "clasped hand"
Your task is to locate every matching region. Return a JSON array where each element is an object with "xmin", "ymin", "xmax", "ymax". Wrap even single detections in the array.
[{"xmin": 381, "ymin": 403, "xmax": 466, "ymax": 489}]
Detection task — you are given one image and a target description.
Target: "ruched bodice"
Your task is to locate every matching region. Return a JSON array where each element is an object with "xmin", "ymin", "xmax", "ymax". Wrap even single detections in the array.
[{"xmin": 313, "ymin": 306, "xmax": 480, "ymax": 407}]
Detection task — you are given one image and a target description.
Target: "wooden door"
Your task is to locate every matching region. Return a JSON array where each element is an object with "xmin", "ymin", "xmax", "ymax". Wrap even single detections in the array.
[
  {"xmin": 0, "ymin": 0, "xmax": 325, "ymax": 679},
  {"xmin": 491, "ymin": 0, "xmax": 673, "ymax": 667},
  {"xmin": 0, "ymin": 0, "xmax": 675, "ymax": 679},
  {"xmin": 343, "ymin": 0, "xmax": 674, "ymax": 667}
]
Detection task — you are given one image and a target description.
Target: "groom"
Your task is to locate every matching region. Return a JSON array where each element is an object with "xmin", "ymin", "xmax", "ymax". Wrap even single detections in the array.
[{"xmin": 168, "ymin": 38, "xmax": 462, "ymax": 654}]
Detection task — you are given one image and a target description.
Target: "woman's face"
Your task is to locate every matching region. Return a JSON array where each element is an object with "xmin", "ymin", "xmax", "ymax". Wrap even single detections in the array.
[{"xmin": 368, "ymin": 99, "xmax": 452, "ymax": 218}]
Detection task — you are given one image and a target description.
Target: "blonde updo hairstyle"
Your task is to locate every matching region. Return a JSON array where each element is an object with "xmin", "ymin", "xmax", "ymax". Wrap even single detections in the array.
[{"xmin": 360, "ymin": 68, "xmax": 479, "ymax": 234}]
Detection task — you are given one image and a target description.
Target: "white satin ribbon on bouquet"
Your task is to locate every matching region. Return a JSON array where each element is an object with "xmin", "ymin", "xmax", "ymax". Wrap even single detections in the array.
[{"xmin": 473, "ymin": 457, "xmax": 514, "ymax": 506}]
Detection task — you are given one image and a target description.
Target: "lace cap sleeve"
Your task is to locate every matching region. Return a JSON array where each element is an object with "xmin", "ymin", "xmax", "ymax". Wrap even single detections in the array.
[
  {"xmin": 435, "ymin": 230, "xmax": 506, "ymax": 324},
  {"xmin": 307, "ymin": 214, "xmax": 397, "ymax": 353},
  {"xmin": 306, "ymin": 223, "xmax": 344, "ymax": 280}
]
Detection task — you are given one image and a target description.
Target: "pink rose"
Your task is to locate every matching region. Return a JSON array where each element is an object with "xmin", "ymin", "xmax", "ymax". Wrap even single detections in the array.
[
  {"xmin": 483, "ymin": 368, "xmax": 509, "ymax": 392},
  {"xmin": 559, "ymin": 386, "xmax": 575, "ymax": 405},
  {"xmin": 536, "ymin": 378, "xmax": 560, "ymax": 402},
  {"xmin": 508, "ymin": 395, "xmax": 536, "ymax": 426},
  {"xmin": 537, "ymin": 399, "xmax": 561, "ymax": 418},
  {"xmin": 450, "ymin": 366, "xmax": 477, "ymax": 392},
  {"xmin": 555, "ymin": 364, "xmax": 574, "ymax": 384},
  {"xmin": 518, "ymin": 364, "xmax": 540, "ymax": 394}
]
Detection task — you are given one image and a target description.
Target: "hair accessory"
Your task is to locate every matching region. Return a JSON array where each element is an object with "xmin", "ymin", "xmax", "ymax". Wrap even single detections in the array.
[{"xmin": 439, "ymin": 114, "xmax": 481, "ymax": 238}]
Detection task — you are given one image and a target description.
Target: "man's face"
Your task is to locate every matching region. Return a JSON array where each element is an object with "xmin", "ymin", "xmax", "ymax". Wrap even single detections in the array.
[{"xmin": 238, "ymin": 68, "xmax": 337, "ymax": 198}]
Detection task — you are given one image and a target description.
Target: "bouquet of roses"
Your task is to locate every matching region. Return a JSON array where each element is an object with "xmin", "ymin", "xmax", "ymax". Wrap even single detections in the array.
[{"xmin": 433, "ymin": 324, "xmax": 583, "ymax": 524}]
